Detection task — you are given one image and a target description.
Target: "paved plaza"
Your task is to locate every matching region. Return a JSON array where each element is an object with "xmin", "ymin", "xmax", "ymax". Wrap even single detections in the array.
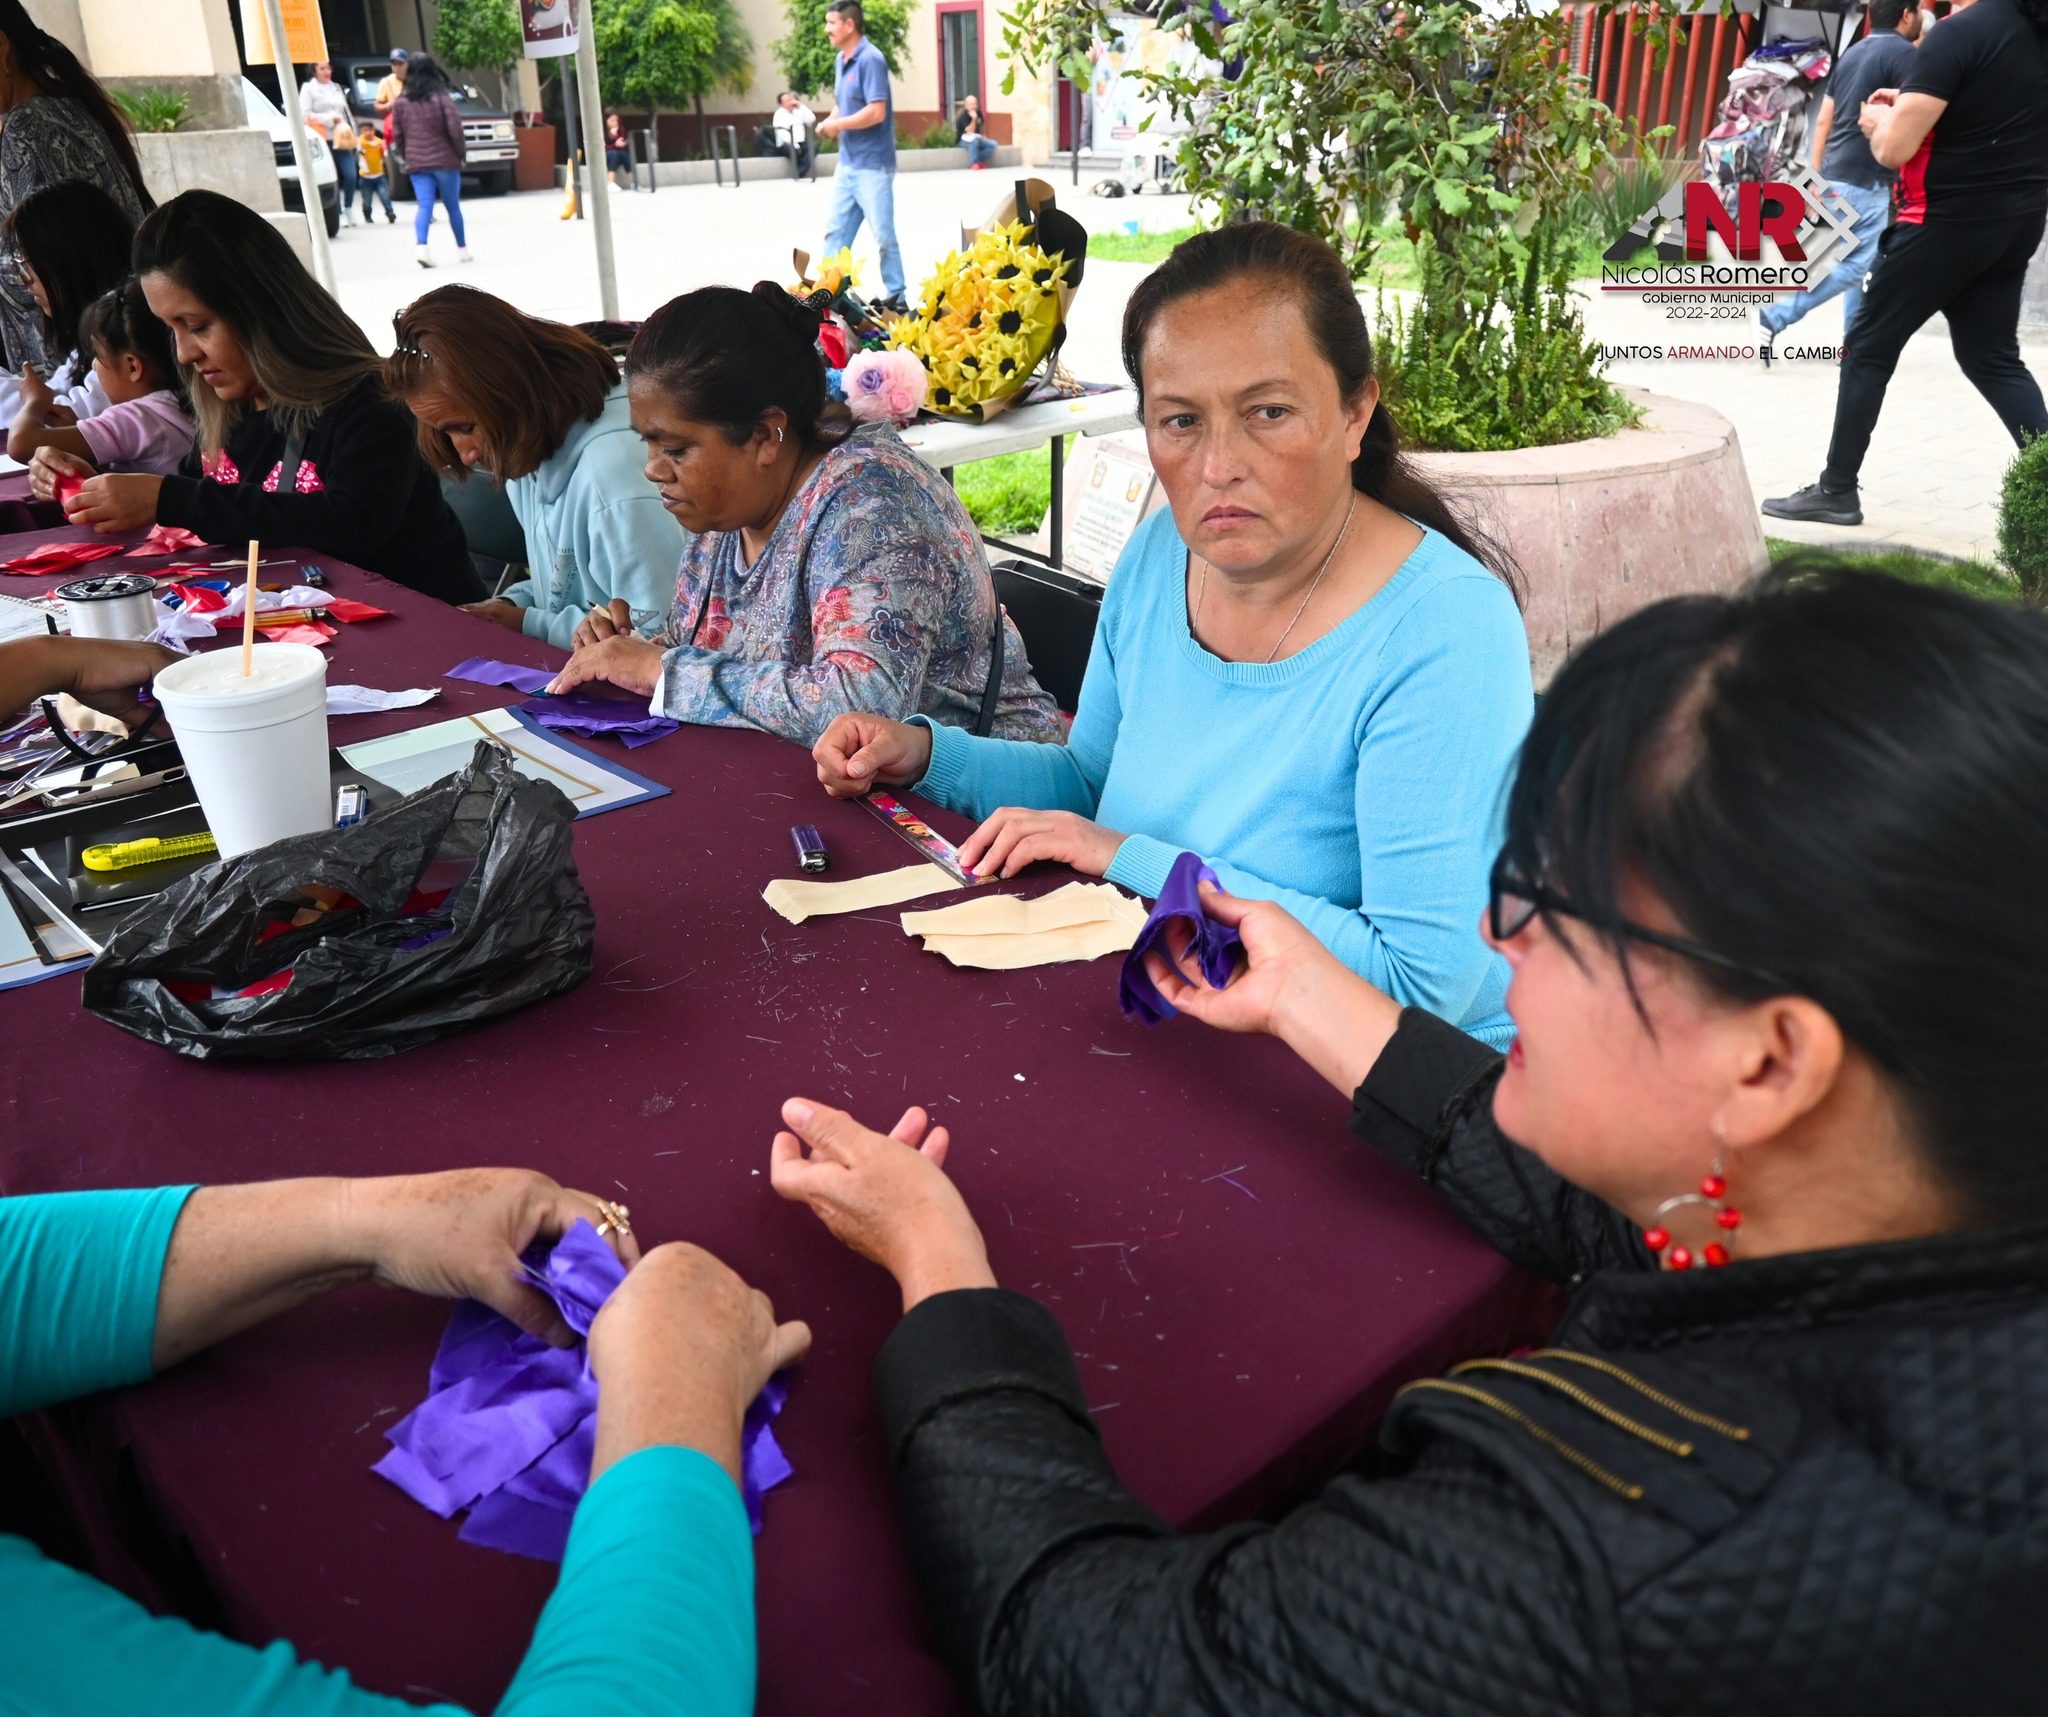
[{"xmin": 330, "ymin": 169, "xmax": 2040, "ymax": 564}]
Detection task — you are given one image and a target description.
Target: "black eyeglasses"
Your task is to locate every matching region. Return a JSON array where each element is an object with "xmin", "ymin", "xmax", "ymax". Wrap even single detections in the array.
[{"xmin": 1487, "ymin": 850, "xmax": 1788, "ymax": 990}]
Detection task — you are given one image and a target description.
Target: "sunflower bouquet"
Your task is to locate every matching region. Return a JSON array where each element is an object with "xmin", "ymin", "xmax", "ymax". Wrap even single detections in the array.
[{"xmin": 888, "ymin": 222, "xmax": 1073, "ymax": 421}]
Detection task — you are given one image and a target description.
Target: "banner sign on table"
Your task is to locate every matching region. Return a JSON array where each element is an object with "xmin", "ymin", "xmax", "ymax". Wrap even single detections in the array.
[
  {"xmin": 522, "ymin": 0, "xmax": 579, "ymax": 58},
  {"xmin": 1062, "ymin": 434, "xmax": 1163, "ymax": 583},
  {"xmin": 238, "ymin": 0, "xmax": 327, "ymax": 65}
]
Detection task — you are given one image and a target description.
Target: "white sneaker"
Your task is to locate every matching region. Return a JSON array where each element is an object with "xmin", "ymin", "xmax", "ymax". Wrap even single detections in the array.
[
  {"xmin": 416, "ymin": 245, "xmax": 434, "ymax": 269},
  {"xmin": 458, "ymin": 248, "xmax": 474, "ymax": 265},
  {"xmin": 341, "ymin": 208, "xmax": 357, "ymax": 227}
]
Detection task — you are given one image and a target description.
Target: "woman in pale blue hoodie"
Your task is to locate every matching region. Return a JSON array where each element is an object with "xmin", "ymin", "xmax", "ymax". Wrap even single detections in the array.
[{"xmin": 387, "ymin": 286, "xmax": 681, "ymax": 648}]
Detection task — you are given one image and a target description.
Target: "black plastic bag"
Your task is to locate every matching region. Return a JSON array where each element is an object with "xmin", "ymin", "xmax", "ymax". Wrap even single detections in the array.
[{"xmin": 83, "ymin": 742, "xmax": 595, "ymax": 1060}]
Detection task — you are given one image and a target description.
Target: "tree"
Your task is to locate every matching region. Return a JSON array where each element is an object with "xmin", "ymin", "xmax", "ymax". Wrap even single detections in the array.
[
  {"xmin": 773, "ymin": 0, "xmax": 909, "ymax": 101},
  {"xmin": 433, "ymin": 0, "xmax": 525, "ymax": 108},
  {"xmin": 594, "ymin": 0, "xmax": 754, "ymax": 148}
]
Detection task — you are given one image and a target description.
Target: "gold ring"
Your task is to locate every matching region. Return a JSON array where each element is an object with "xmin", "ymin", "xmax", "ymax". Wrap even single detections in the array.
[{"xmin": 593, "ymin": 1198, "xmax": 632, "ymax": 1239}]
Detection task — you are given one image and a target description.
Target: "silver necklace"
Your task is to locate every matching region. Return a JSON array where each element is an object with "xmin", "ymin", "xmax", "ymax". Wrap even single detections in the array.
[{"xmin": 1193, "ymin": 491, "xmax": 1358, "ymax": 664}]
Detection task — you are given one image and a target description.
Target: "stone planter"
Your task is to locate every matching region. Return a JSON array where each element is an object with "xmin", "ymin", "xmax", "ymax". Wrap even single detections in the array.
[
  {"xmin": 1411, "ymin": 388, "xmax": 1768, "ymax": 685},
  {"xmin": 135, "ymin": 128, "xmax": 282, "ymax": 212}
]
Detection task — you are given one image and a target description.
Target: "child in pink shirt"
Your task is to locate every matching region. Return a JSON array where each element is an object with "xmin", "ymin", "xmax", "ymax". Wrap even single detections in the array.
[{"xmin": 11, "ymin": 278, "xmax": 193, "ymax": 476}]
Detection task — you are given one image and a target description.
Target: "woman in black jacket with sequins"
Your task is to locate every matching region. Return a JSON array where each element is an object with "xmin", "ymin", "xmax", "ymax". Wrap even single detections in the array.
[
  {"xmin": 46, "ymin": 190, "xmax": 480, "ymax": 604},
  {"xmin": 769, "ymin": 561, "xmax": 2048, "ymax": 1716}
]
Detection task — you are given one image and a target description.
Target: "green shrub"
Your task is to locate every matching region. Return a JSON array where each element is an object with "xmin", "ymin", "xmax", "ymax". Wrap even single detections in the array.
[
  {"xmin": 921, "ymin": 120, "xmax": 957, "ymax": 150},
  {"xmin": 1376, "ymin": 235, "xmax": 1637, "ymax": 453},
  {"xmin": 1996, "ymin": 433, "xmax": 2048, "ymax": 601},
  {"xmin": 112, "ymin": 86, "xmax": 188, "ymax": 134}
]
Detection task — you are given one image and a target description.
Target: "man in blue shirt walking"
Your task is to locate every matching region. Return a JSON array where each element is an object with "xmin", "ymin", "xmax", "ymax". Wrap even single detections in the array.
[
  {"xmin": 818, "ymin": 0, "xmax": 908, "ymax": 311},
  {"xmin": 1759, "ymin": 0, "xmax": 1921, "ymax": 359}
]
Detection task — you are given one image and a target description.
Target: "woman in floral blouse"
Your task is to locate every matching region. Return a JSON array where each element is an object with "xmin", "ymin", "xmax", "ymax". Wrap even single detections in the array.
[{"xmin": 548, "ymin": 283, "xmax": 1061, "ymax": 747}]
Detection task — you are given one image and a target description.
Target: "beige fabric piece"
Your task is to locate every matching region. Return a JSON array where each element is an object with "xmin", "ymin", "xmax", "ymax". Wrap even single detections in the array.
[
  {"xmin": 920, "ymin": 915, "xmax": 1143, "ymax": 970},
  {"xmin": 900, "ymin": 881, "xmax": 1145, "ymax": 939},
  {"xmin": 903, "ymin": 880, "xmax": 1149, "ymax": 969},
  {"xmin": 762, "ymin": 863, "xmax": 965, "ymax": 925}
]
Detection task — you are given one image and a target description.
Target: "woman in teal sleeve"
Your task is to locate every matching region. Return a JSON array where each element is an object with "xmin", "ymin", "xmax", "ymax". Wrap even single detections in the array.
[
  {"xmin": 814, "ymin": 224, "xmax": 1533, "ymax": 1047},
  {"xmin": 0, "ymin": 1168, "xmax": 809, "ymax": 1717},
  {"xmin": 387, "ymin": 287, "xmax": 684, "ymax": 650}
]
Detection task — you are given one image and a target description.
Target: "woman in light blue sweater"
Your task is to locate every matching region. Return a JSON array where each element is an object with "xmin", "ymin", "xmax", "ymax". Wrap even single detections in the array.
[
  {"xmin": 0, "ymin": 1170, "xmax": 807, "ymax": 1716},
  {"xmin": 816, "ymin": 224, "xmax": 1532, "ymax": 1046},
  {"xmin": 388, "ymin": 287, "xmax": 682, "ymax": 649}
]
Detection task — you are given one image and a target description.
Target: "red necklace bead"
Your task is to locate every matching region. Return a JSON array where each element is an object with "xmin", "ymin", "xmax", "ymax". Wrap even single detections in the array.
[
  {"xmin": 1700, "ymin": 1174, "xmax": 1727, "ymax": 1199},
  {"xmin": 1668, "ymin": 1246, "xmax": 1694, "ymax": 1270},
  {"xmin": 1643, "ymin": 1226, "xmax": 1670, "ymax": 1252},
  {"xmin": 1703, "ymin": 1242, "xmax": 1731, "ymax": 1267},
  {"xmin": 1716, "ymin": 1206, "xmax": 1743, "ymax": 1231}
]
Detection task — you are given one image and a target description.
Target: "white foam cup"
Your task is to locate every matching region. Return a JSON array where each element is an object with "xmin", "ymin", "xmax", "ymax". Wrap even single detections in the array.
[{"xmin": 152, "ymin": 643, "xmax": 332, "ymax": 859}]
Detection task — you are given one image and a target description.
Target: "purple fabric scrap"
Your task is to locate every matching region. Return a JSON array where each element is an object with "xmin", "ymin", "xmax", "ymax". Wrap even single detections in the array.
[
  {"xmin": 517, "ymin": 693, "xmax": 680, "ymax": 749},
  {"xmin": 444, "ymin": 658, "xmax": 680, "ymax": 749},
  {"xmin": 374, "ymin": 1220, "xmax": 791, "ymax": 1560},
  {"xmin": 1117, "ymin": 849, "xmax": 1244, "ymax": 1026},
  {"xmin": 447, "ymin": 657, "xmax": 557, "ymax": 695}
]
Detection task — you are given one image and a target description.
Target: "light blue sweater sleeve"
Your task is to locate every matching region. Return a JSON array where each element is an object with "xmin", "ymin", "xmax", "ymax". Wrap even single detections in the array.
[
  {"xmin": 1110, "ymin": 574, "xmax": 1530, "ymax": 1032},
  {"xmin": 510, "ymin": 495, "xmax": 681, "ymax": 652},
  {"xmin": 0, "ymin": 1190, "xmax": 755, "ymax": 1717},
  {"xmin": 910, "ymin": 563, "xmax": 1127, "ymax": 815},
  {"xmin": 0, "ymin": 1186, "xmax": 194, "ymax": 1416}
]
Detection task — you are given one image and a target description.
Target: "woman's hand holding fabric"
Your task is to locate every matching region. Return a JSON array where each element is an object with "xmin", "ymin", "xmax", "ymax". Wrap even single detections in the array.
[
  {"xmin": 65, "ymin": 473, "xmax": 162, "ymax": 535},
  {"xmin": 769, "ymin": 1100, "xmax": 995, "ymax": 1312},
  {"xmin": 27, "ymin": 445, "xmax": 93, "ymax": 501},
  {"xmin": 587, "ymin": 1241, "xmax": 811, "ymax": 1484},
  {"xmin": 1149, "ymin": 884, "xmax": 1407, "ymax": 1097},
  {"xmin": 340, "ymin": 1167, "xmax": 644, "ymax": 1348}
]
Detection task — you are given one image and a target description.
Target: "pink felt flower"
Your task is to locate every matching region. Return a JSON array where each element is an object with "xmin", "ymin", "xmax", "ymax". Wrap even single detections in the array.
[{"xmin": 843, "ymin": 349, "xmax": 928, "ymax": 426}]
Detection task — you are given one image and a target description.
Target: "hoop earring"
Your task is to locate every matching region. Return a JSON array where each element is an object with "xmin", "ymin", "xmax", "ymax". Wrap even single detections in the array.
[
  {"xmin": 1642, "ymin": 1158, "xmax": 1743, "ymax": 1272},
  {"xmin": 775, "ymin": 425, "xmax": 785, "ymax": 443}
]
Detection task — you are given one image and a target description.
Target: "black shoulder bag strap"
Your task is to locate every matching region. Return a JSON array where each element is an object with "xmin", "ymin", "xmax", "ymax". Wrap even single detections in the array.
[{"xmin": 974, "ymin": 604, "xmax": 1006, "ymax": 737}]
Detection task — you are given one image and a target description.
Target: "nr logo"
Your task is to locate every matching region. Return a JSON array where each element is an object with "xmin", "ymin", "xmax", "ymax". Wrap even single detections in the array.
[{"xmin": 1684, "ymin": 181, "xmax": 1807, "ymax": 262}]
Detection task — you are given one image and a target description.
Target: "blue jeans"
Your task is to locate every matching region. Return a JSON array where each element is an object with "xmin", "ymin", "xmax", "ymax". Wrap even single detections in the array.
[
  {"xmin": 1760, "ymin": 179, "xmax": 1892, "ymax": 342},
  {"xmin": 962, "ymin": 133, "xmax": 997, "ymax": 166},
  {"xmin": 334, "ymin": 148, "xmax": 359, "ymax": 210},
  {"xmin": 411, "ymin": 168, "xmax": 466, "ymax": 247},
  {"xmin": 824, "ymin": 162, "xmax": 905, "ymax": 299},
  {"xmin": 360, "ymin": 171, "xmax": 393, "ymax": 218}
]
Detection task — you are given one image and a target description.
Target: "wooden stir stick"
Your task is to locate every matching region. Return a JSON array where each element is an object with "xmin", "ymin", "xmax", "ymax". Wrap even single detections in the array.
[{"xmin": 239, "ymin": 537, "xmax": 259, "ymax": 674}]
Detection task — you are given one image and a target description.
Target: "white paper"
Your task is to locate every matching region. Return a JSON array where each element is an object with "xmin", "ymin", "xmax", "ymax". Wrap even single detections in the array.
[{"xmin": 326, "ymin": 685, "xmax": 440, "ymax": 716}]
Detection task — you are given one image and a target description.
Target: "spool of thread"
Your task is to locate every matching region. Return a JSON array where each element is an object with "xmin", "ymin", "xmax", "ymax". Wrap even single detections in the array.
[{"xmin": 57, "ymin": 572, "xmax": 158, "ymax": 641}]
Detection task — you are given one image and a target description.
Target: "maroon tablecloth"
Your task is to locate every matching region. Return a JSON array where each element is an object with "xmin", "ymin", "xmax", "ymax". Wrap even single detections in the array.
[{"xmin": 4, "ymin": 531, "xmax": 1553, "ymax": 1714}]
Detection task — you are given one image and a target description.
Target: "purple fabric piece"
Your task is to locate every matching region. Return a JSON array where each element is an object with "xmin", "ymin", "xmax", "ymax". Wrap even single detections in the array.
[
  {"xmin": 374, "ymin": 1219, "xmax": 792, "ymax": 1560},
  {"xmin": 447, "ymin": 657, "xmax": 556, "ymax": 695},
  {"xmin": 517, "ymin": 693, "xmax": 680, "ymax": 749},
  {"xmin": 1117, "ymin": 849, "xmax": 1244, "ymax": 1027}
]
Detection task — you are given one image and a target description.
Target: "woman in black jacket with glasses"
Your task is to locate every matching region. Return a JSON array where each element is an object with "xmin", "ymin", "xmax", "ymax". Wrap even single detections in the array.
[{"xmin": 768, "ymin": 561, "xmax": 2048, "ymax": 1716}]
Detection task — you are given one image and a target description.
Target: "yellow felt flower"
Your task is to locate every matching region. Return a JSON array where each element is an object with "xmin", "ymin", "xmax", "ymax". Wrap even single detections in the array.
[{"xmin": 894, "ymin": 226, "xmax": 1071, "ymax": 415}]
